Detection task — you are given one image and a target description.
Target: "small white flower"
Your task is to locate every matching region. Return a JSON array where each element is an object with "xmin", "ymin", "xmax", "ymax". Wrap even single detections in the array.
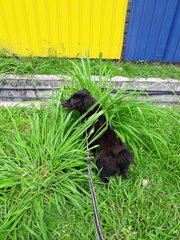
[{"xmin": 142, "ymin": 179, "xmax": 149, "ymax": 186}]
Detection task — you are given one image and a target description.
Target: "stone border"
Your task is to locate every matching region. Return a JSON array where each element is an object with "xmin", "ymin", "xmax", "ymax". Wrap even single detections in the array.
[
  {"xmin": 1, "ymin": 74, "xmax": 179, "ymax": 82},
  {"xmin": 0, "ymin": 102, "xmax": 44, "ymax": 108},
  {"xmin": 0, "ymin": 74, "xmax": 179, "ymax": 103}
]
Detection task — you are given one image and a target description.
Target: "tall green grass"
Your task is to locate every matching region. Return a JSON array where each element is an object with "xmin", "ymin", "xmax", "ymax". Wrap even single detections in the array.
[
  {"xmin": 0, "ymin": 58, "xmax": 179, "ymax": 239},
  {"xmin": 0, "ymin": 55, "xmax": 180, "ymax": 79},
  {"xmin": 0, "ymin": 98, "xmax": 104, "ymax": 238},
  {"xmin": 61, "ymin": 57, "xmax": 173, "ymax": 161}
]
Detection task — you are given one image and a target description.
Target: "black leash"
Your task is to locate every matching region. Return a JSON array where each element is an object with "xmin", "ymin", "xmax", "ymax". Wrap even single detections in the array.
[{"xmin": 85, "ymin": 130, "xmax": 105, "ymax": 240}]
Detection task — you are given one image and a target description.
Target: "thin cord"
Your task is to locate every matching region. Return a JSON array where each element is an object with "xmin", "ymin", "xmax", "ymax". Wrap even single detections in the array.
[{"xmin": 85, "ymin": 130, "xmax": 105, "ymax": 240}]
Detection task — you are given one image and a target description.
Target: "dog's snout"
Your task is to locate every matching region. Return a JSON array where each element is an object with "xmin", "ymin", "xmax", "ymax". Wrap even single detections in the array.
[
  {"xmin": 61, "ymin": 100, "xmax": 67, "ymax": 106},
  {"xmin": 61, "ymin": 99, "xmax": 72, "ymax": 110}
]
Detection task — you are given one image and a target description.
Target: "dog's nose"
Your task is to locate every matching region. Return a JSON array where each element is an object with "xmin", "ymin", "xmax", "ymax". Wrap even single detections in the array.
[{"xmin": 61, "ymin": 100, "xmax": 67, "ymax": 106}]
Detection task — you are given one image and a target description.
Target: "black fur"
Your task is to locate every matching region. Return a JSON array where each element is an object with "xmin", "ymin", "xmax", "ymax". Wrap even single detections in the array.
[{"xmin": 61, "ymin": 88, "xmax": 134, "ymax": 182}]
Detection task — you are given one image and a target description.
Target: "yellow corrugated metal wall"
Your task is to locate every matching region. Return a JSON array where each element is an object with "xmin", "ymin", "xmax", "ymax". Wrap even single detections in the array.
[{"xmin": 0, "ymin": 0, "xmax": 128, "ymax": 59}]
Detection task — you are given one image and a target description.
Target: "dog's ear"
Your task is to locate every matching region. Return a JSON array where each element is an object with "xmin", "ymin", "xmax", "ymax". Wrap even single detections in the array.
[
  {"xmin": 83, "ymin": 94, "xmax": 96, "ymax": 109},
  {"xmin": 82, "ymin": 88, "xmax": 90, "ymax": 95},
  {"xmin": 73, "ymin": 88, "xmax": 90, "ymax": 98}
]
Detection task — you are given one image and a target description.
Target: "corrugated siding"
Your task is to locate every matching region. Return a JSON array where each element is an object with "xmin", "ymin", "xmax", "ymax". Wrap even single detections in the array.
[
  {"xmin": 0, "ymin": 0, "xmax": 128, "ymax": 59},
  {"xmin": 124, "ymin": 0, "xmax": 180, "ymax": 62},
  {"xmin": 163, "ymin": 1, "xmax": 180, "ymax": 62}
]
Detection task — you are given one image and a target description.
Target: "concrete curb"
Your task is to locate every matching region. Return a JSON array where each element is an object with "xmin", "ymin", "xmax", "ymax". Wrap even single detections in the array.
[
  {"xmin": 0, "ymin": 102, "xmax": 45, "ymax": 108},
  {"xmin": 0, "ymin": 74, "xmax": 179, "ymax": 103}
]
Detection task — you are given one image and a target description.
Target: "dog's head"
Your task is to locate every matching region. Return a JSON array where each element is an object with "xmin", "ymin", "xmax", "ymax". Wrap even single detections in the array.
[{"xmin": 61, "ymin": 88, "xmax": 96, "ymax": 113}]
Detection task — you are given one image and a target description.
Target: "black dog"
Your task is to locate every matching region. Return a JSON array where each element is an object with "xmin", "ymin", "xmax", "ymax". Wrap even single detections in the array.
[{"xmin": 61, "ymin": 88, "xmax": 134, "ymax": 182}]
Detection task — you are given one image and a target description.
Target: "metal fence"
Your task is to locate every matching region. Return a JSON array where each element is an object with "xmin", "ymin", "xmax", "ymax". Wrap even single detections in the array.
[
  {"xmin": 0, "ymin": 0, "xmax": 128, "ymax": 59},
  {"xmin": 124, "ymin": 0, "xmax": 180, "ymax": 62},
  {"xmin": 0, "ymin": 0, "xmax": 179, "ymax": 62}
]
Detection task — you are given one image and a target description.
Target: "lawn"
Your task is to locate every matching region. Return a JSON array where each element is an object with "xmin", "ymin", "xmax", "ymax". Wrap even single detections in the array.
[
  {"xmin": 0, "ymin": 56, "xmax": 180, "ymax": 79},
  {"xmin": 0, "ymin": 58, "xmax": 179, "ymax": 240}
]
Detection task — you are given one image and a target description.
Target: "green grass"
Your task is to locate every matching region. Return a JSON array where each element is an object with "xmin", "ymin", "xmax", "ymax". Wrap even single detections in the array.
[
  {"xmin": 0, "ymin": 58, "xmax": 179, "ymax": 239},
  {"xmin": 0, "ymin": 56, "xmax": 180, "ymax": 79}
]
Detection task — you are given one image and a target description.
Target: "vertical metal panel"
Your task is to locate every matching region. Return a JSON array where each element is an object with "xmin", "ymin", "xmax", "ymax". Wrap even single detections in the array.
[
  {"xmin": 0, "ymin": 0, "xmax": 128, "ymax": 59},
  {"xmin": 163, "ymin": 1, "xmax": 180, "ymax": 62},
  {"xmin": 124, "ymin": 0, "xmax": 180, "ymax": 62}
]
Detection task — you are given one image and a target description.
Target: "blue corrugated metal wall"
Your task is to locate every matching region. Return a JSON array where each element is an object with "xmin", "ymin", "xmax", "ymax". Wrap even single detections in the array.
[{"xmin": 124, "ymin": 0, "xmax": 180, "ymax": 62}]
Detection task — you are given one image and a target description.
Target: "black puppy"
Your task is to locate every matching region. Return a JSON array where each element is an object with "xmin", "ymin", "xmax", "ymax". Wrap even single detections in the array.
[{"xmin": 61, "ymin": 88, "xmax": 134, "ymax": 182}]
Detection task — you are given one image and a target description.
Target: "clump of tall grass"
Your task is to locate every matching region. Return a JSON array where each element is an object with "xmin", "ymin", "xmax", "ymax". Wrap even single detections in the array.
[
  {"xmin": 0, "ymin": 57, "xmax": 177, "ymax": 239},
  {"xmin": 61, "ymin": 56, "xmax": 172, "ymax": 161},
  {"xmin": 0, "ymin": 97, "xmax": 104, "ymax": 238}
]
